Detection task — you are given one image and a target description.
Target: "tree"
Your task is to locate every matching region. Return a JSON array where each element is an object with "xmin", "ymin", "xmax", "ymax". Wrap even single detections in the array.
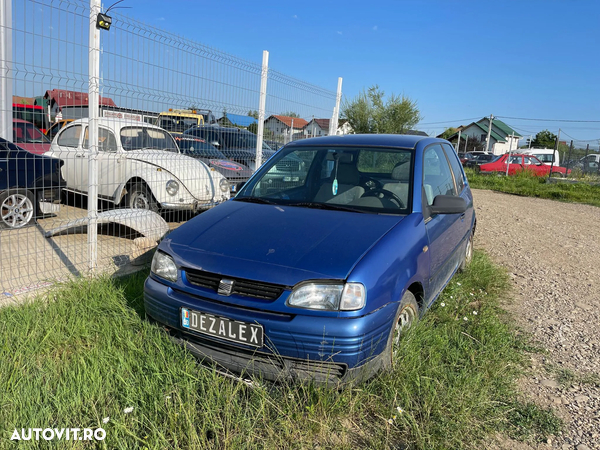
[
  {"xmin": 248, "ymin": 110, "xmax": 258, "ymax": 119},
  {"xmin": 280, "ymin": 112, "xmax": 300, "ymax": 118},
  {"xmin": 531, "ymin": 130, "xmax": 557, "ymax": 148},
  {"xmin": 440, "ymin": 127, "xmax": 458, "ymax": 140},
  {"xmin": 342, "ymin": 85, "xmax": 421, "ymax": 134},
  {"xmin": 220, "ymin": 108, "xmax": 232, "ymax": 127},
  {"xmin": 247, "ymin": 122, "xmax": 274, "ymax": 139}
]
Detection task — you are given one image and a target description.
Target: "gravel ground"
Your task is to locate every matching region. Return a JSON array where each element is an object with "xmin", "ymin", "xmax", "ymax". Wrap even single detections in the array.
[{"xmin": 473, "ymin": 190, "xmax": 600, "ymax": 450}]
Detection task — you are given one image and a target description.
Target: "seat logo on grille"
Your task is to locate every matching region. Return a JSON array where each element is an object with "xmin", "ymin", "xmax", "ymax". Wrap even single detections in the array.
[{"xmin": 218, "ymin": 279, "xmax": 235, "ymax": 296}]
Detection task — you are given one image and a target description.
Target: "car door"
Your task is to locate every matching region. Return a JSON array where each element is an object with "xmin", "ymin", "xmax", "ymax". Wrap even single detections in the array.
[
  {"xmin": 423, "ymin": 144, "xmax": 463, "ymax": 304},
  {"xmin": 83, "ymin": 126, "xmax": 121, "ymax": 201},
  {"xmin": 506, "ymin": 155, "xmax": 523, "ymax": 175},
  {"xmin": 523, "ymin": 156, "xmax": 547, "ymax": 176},
  {"xmin": 53, "ymin": 124, "xmax": 86, "ymax": 191}
]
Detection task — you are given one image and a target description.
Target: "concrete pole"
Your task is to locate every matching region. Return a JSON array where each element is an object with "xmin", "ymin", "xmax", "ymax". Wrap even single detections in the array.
[
  {"xmin": 456, "ymin": 129, "xmax": 462, "ymax": 152},
  {"xmin": 88, "ymin": 0, "xmax": 101, "ymax": 272},
  {"xmin": 255, "ymin": 51, "xmax": 268, "ymax": 171},
  {"xmin": 0, "ymin": 0, "xmax": 13, "ymax": 141},
  {"xmin": 505, "ymin": 133, "xmax": 514, "ymax": 176},
  {"xmin": 332, "ymin": 77, "xmax": 342, "ymax": 135},
  {"xmin": 484, "ymin": 114, "xmax": 493, "ymax": 153}
]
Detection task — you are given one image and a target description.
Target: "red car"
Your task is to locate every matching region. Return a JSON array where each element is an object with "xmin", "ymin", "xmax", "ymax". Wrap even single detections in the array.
[
  {"xmin": 12, "ymin": 118, "xmax": 51, "ymax": 155},
  {"xmin": 479, "ymin": 153, "xmax": 569, "ymax": 177}
]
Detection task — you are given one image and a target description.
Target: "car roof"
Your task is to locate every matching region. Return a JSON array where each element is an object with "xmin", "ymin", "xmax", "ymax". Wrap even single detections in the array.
[
  {"xmin": 283, "ymin": 134, "xmax": 442, "ymax": 149},
  {"xmin": 69, "ymin": 117, "xmax": 165, "ymax": 130}
]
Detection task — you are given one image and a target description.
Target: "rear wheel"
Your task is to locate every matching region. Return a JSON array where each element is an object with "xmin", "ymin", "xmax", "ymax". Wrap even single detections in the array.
[
  {"xmin": 124, "ymin": 182, "xmax": 159, "ymax": 212},
  {"xmin": 383, "ymin": 291, "xmax": 419, "ymax": 369},
  {"xmin": 0, "ymin": 190, "xmax": 36, "ymax": 229}
]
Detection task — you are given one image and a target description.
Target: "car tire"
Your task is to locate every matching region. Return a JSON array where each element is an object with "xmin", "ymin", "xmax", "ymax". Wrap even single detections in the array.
[
  {"xmin": 383, "ymin": 290, "xmax": 419, "ymax": 370},
  {"xmin": 458, "ymin": 229, "xmax": 474, "ymax": 273},
  {"xmin": 124, "ymin": 182, "xmax": 159, "ymax": 212},
  {"xmin": 0, "ymin": 189, "xmax": 36, "ymax": 229}
]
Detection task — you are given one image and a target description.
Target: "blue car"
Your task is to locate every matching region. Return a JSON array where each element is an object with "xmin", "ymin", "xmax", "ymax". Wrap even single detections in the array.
[{"xmin": 144, "ymin": 135, "xmax": 475, "ymax": 384}]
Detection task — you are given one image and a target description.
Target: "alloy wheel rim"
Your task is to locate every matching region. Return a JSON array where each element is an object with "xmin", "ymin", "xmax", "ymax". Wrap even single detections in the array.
[
  {"xmin": 392, "ymin": 304, "xmax": 417, "ymax": 356},
  {"xmin": 1, "ymin": 194, "xmax": 34, "ymax": 228}
]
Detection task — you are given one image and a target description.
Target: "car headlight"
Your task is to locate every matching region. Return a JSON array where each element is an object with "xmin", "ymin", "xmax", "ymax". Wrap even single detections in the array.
[
  {"xmin": 219, "ymin": 177, "xmax": 229, "ymax": 193},
  {"xmin": 287, "ymin": 282, "xmax": 366, "ymax": 311},
  {"xmin": 151, "ymin": 251, "xmax": 177, "ymax": 282},
  {"xmin": 166, "ymin": 180, "xmax": 179, "ymax": 196}
]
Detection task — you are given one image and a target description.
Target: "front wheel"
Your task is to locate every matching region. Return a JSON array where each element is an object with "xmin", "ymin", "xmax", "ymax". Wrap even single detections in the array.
[
  {"xmin": 458, "ymin": 230, "xmax": 474, "ymax": 272},
  {"xmin": 0, "ymin": 190, "xmax": 36, "ymax": 229},
  {"xmin": 123, "ymin": 182, "xmax": 159, "ymax": 212},
  {"xmin": 383, "ymin": 291, "xmax": 419, "ymax": 370}
]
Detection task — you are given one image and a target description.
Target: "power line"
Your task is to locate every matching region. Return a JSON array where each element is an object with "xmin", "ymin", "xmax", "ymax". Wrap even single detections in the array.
[
  {"xmin": 497, "ymin": 115, "xmax": 600, "ymax": 123},
  {"xmin": 417, "ymin": 116, "xmax": 482, "ymax": 126}
]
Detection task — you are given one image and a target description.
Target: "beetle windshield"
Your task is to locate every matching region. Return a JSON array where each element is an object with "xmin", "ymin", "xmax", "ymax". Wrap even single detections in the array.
[
  {"xmin": 236, "ymin": 146, "xmax": 413, "ymax": 215},
  {"xmin": 120, "ymin": 127, "xmax": 178, "ymax": 152}
]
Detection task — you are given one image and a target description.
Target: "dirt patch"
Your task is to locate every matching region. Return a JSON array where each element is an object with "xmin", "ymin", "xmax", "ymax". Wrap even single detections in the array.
[{"xmin": 473, "ymin": 190, "xmax": 600, "ymax": 450}]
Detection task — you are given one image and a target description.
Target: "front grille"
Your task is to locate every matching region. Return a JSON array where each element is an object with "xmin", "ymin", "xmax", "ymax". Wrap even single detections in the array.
[
  {"xmin": 276, "ymin": 159, "xmax": 300, "ymax": 171},
  {"xmin": 185, "ymin": 269, "xmax": 285, "ymax": 300}
]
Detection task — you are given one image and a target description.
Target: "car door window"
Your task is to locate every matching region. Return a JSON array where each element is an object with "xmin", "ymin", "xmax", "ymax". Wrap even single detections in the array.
[
  {"xmin": 83, "ymin": 127, "xmax": 118, "ymax": 152},
  {"xmin": 57, "ymin": 125, "xmax": 83, "ymax": 147},
  {"xmin": 423, "ymin": 144, "xmax": 456, "ymax": 206},
  {"xmin": 442, "ymin": 143, "xmax": 465, "ymax": 193},
  {"xmin": 509, "ymin": 155, "xmax": 522, "ymax": 164}
]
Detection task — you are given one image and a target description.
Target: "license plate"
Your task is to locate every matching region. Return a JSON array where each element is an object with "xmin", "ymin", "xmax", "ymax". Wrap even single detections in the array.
[{"xmin": 181, "ymin": 308, "xmax": 263, "ymax": 347}]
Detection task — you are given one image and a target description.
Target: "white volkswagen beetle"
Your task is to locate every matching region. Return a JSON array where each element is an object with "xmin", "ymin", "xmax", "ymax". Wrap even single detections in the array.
[{"xmin": 47, "ymin": 118, "xmax": 230, "ymax": 212}]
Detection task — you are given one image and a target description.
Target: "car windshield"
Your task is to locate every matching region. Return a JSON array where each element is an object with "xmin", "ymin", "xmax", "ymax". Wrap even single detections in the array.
[
  {"xmin": 174, "ymin": 136, "xmax": 226, "ymax": 159},
  {"xmin": 531, "ymin": 153, "xmax": 554, "ymax": 163},
  {"xmin": 13, "ymin": 122, "xmax": 50, "ymax": 144},
  {"xmin": 157, "ymin": 115, "xmax": 200, "ymax": 133},
  {"xmin": 120, "ymin": 127, "xmax": 178, "ymax": 151},
  {"xmin": 236, "ymin": 146, "xmax": 413, "ymax": 215},
  {"xmin": 221, "ymin": 130, "xmax": 272, "ymax": 151}
]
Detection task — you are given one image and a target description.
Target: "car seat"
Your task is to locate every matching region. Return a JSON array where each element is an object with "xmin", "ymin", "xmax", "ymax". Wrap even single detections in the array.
[{"xmin": 313, "ymin": 161, "xmax": 365, "ymax": 204}]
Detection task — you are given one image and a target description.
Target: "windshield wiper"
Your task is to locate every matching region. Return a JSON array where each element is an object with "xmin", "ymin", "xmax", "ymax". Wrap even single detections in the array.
[
  {"xmin": 235, "ymin": 197, "xmax": 278, "ymax": 205},
  {"xmin": 286, "ymin": 201, "xmax": 366, "ymax": 213}
]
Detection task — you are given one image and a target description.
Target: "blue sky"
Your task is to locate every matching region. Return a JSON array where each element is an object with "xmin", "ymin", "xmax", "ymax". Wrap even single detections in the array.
[
  {"xmin": 118, "ymin": 0, "xmax": 600, "ymax": 147},
  {"xmin": 14, "ymin": 0, "xmax": 600, "ymax": 147}
]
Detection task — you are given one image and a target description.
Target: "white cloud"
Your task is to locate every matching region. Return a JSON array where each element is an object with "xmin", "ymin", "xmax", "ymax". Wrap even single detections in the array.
[
  {"xmin": 293, "ymin": 15, "xmax": 298, "ymax": 19},
  {"xmin": 373, "ymin": 25, "xmax": 378, "ymax": 31},
  {"xmin": 337, "ymin": 31, "xmax": 343, "ymax": 35},
  {"xmin": 157, "ymin": 17, "xmax": 165, "ymax": 21}
]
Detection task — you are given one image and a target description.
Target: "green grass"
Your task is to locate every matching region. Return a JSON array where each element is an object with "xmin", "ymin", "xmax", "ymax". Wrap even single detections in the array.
[
  {"xmin": 0, "ymin": 252, "xmax": 560, "ymax": 449},
  {"xmin": 465, "ymin": 168, "xmax": 600, "ymax": 207}
]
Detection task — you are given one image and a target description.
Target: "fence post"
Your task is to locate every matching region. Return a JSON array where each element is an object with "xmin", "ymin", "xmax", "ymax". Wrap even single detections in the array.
[
  {"xmin": 255, "ymin": 50, "xmax": 268, "ymax": 171},
  {"xmin": 0, "ymin": 0, "xmax": 12, "ymax": 141},
  {"xmin": 88, "ymin": 0, "xmax": 101, "ymax": 272},
  {"xmin": 505, "ymin": 133, "xmax": 514, "ymax": 176}
]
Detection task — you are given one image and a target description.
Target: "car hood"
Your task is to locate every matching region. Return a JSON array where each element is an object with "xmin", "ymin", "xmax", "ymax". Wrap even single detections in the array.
[
  {"xmin": 163, "ymin": 200, "xmax": 405, "ymax": 286},
  {"xmin": 190, "ymin": 157, "xmax": 253, "ymax": 180},
  {"xmin": 125, "ymin": 150, "xmax": 218, "ymax": 198}
]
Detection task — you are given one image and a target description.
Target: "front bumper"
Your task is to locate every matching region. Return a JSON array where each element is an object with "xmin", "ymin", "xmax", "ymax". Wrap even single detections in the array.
[
  {"xmin": 161, "ymin": 196, "xmax": 229, "ymax": 212},
  {"xmin": 144, "ymin": 276, "xmax": 397, "ymax": 385}
]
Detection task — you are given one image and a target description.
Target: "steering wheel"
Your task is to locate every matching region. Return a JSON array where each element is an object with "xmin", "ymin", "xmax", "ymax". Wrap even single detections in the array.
[
  {"xmin": 362, "ymin": 188, "xmax": 405, "ymax": 208},
  {"xmin": 361, "ymin": 177, "xmax": 383, "ymax": 191}
]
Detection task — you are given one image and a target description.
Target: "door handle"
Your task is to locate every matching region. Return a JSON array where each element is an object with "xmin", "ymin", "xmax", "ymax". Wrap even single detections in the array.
[
  {"xmin": 75, "ymin": 153, "xmax": 85, "ymax": 158},
  {"xmin": 460, "ymin": 213, "xmax": 466, "ymax": 220}
]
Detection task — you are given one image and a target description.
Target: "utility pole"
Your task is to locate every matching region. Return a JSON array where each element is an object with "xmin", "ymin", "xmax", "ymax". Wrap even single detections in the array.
[
  {"xmin": 484, "ymin": 114, "xmax": 493, "ymax": 153},
  {"xmin": 456, "ymin": 129, "xmax": 462, "ymax": 152},
  {"xmin": 464, "ymin": 135, "xmax": 469, "ymax": 153},
  {"xmin": 528, "ymin": 135, "xmax": 532, "ymax": 149}
]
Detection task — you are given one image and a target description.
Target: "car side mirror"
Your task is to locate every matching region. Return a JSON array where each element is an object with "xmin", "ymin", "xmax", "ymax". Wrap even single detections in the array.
[
  {"xmin": 210, "ymin": 141, "xmax": 220, "ymax": 147},
  {"xmin": 235, "ymin": 181, "xmax": 246, "ymax": 192},
  {"xmin": 429, "ymin": 195, "xmax": 467, "ymax": 215}
]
